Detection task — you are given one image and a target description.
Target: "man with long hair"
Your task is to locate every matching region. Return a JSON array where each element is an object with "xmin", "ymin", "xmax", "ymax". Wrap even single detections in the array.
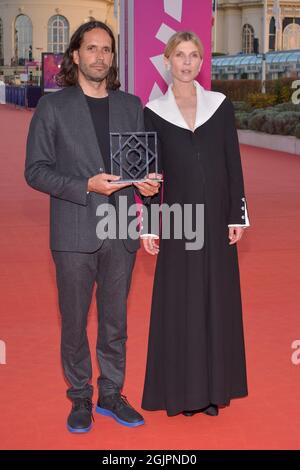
[{"xmin": 25, "ymin": 21, "xmax": 159, "ymax": 433}]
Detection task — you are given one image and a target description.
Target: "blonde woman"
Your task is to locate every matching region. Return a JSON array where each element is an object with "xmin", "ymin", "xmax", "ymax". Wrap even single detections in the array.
[{"xmin": 139, "ymin": 32, "xmax": 250, "ymax": 417}]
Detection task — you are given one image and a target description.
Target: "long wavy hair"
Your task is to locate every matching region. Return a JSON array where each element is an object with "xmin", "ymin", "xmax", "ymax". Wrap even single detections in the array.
[{"xmin": 56, "ymin": 21, "xmax": 120, "ymax": 90}]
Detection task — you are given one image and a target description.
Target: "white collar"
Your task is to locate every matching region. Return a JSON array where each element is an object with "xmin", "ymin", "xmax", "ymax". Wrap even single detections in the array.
[{"xmin": 146, "ymin": 81, "xmax": 226, "ymax": 132}]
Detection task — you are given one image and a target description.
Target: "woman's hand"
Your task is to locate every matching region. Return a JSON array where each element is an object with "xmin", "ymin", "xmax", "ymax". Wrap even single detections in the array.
[
  {"xmin": 142, "ymin": 236, "xmax": 160, "ymax": 255},
  {"xmin": 229, "ymin": 226, "xmax": 245, "ymax": 245}
]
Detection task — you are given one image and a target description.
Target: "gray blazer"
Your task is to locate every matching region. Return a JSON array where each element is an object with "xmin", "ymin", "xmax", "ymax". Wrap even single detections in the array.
[{"xmin": 25, "ymin": 85, "xmax": 144, "ymax": 253}]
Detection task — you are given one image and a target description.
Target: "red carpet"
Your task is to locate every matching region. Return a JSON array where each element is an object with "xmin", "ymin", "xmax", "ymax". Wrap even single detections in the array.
[{"xmin": 0, "ymin": 104, "xmax": 300, "ymax": 450}]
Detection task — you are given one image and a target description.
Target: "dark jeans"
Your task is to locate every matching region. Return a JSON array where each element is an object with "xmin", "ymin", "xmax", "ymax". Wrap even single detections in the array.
[{"xmin": 52, "ymin": 238, "xmax": 136, "ymax": 401}]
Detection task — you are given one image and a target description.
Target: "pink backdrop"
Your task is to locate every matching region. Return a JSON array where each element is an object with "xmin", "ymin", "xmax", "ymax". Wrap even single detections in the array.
[{"xmin": 133, "ymin": 0, "xmax": 212, "ymax": 104}]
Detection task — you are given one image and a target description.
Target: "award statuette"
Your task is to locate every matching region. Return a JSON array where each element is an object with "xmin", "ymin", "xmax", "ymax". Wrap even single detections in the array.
[{"xmin": 109, "ymin": 132, "xmax": 162, "ymax": 183}]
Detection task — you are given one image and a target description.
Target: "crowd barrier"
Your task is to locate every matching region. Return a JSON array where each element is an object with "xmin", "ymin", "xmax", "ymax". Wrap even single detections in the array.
[{"xmin": 2, "ymin": 85, "xmax": 42, "ymax": 108}]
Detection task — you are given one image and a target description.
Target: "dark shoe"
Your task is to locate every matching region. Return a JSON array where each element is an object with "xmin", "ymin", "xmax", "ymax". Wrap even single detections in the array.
[
  {"xmin": 67, "ymin": 398, "xmax": 93, "ymax": 433},
  {"xmin": 202, "ymin": 405, "xmax": 219, "ymax": 416},
  {"xmin": 96, "ymin": 393, "xmax": 144, "ymax": 428},
  {"xmin": 182, "ymin": 404, "xmax": 219, "ymax": 417}
]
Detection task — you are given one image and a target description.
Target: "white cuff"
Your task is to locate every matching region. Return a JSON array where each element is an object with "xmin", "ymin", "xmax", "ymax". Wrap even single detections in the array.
[
  {"xmin": 229, "ymin": 197, "xmax": 250, "ymax": 227},
  {"xmin": 240, "ymin": 197, "xmax": 250, "ymax": 226}
]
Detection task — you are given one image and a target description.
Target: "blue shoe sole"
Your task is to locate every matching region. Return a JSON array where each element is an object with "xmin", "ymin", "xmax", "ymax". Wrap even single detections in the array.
[
  {"xmin": 67, "ymin": 424, "xmax": 92, "ymax": 433},
  {"xmin": 96, "ymin": 405, "xmax": 145, "ymax": 428}
]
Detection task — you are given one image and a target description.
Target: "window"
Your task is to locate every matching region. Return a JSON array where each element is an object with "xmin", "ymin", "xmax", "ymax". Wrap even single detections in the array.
[
  {"xmin": 48, "ymin": 15, "xmax": 69, "ymax": 53},
  {"xmin": 269, "ymin": 17, "xmax": 276, "ymax": 51},
  {"xmin": 283, "ymin": 23, "xmax": 300, "ymax": 50},
  {"xmin": 282, "ymin": 17, "xmax": 300, "ymax": 31},
  {"xmin": 242, "ymin": 24, "xmax": 254, "ymax": 54},
  {"xmin": 0, "ymin": 18, "xmax": 3, "ymax": 66},
  {"xmin": 15, "ymin": 14, "xmax": 33, "ymax": 65}
]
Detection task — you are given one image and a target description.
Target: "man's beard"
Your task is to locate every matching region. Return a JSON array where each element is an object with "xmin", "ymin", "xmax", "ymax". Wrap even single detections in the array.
[{"xmin": 79, "ymin": 63, "xmax": 110, "ymax": 83}]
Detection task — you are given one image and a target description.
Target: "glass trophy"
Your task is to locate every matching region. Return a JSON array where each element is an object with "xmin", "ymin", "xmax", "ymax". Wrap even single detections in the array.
[{"xmin": 109, "ymin": 132, "xmax": 162, "ymax": 184}]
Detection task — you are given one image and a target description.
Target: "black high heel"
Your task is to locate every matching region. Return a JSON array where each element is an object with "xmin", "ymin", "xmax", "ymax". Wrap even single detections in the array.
[
  {"xmin": 202, "ymin": 405, "xmax": 219, "ymax": 416},
  {"xmin": 182, "ymin": 404, "xmax": 219, "ymax": 417},
  {"xmin": 182, "ymin": 410, "xmax": 196, "ymax": 417}
]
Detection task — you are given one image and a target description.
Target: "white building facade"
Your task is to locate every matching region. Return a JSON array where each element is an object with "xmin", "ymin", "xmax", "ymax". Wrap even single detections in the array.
[
  {"xmin": 213, "ymin": 0, "xmax": 300, "ymax": 55},
  {"xmin": 0, "ymin": 0, "xmax": 117, "ymax": 66}
]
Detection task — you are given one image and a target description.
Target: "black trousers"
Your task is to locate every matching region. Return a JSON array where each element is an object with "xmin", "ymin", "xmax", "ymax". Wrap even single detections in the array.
[{"xmin": 52, "ymin": 239, "xmax": 136, "ymax": 401}]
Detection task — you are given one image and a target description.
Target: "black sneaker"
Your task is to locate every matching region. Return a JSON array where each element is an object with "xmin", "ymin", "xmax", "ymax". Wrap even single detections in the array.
[
  {"xmin": 67, "ymin": 398, "xmax": 94, "ymax": 433},
  {"xmin": 96, "ymin": 393, "xmax": 144, "ymax": 428}
]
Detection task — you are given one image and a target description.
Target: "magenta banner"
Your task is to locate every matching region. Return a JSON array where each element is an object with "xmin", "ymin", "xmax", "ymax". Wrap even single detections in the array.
[
  {"xmin": 42, "ymin": 53, "xmax": 63, "ymax": 93},
  {"xmin": 133, "ymin": 0, "xmax": 212, "ymax": 104}
]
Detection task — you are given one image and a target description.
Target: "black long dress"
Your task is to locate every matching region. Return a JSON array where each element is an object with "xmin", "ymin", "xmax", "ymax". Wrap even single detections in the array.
[{"xmin": 141, "ymin": 82, "xmax": 249, "ymax": 416}]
